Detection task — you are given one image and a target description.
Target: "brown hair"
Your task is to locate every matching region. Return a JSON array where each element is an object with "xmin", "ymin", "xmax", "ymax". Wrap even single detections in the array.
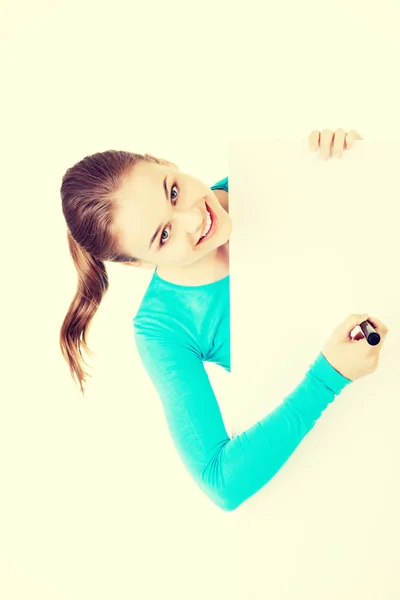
[{"xmin": 59, "ymin": 150, "xmax": 159, "ymax": 397}]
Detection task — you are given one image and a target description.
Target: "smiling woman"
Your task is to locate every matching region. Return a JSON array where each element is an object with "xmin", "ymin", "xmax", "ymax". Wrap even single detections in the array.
[{"xmin": 59, "ymin": 131, "xmax": 387, "ymax": 512}]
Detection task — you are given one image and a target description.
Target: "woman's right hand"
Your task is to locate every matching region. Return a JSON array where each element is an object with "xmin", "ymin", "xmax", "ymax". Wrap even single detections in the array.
[{"xmin": 321, "ymin": 313, "xmax": 388, "ymax": 381}]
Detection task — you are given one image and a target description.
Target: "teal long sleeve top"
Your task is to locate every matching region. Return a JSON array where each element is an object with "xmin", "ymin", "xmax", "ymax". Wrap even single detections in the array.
[{"xmin": 133, "ymin": 176, "xmax": 352, "ymax": 512}]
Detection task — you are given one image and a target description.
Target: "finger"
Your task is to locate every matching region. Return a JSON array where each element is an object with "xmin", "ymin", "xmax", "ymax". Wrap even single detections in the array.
[
  {"xmin": 345, "ymin": 130, "xmax": 363, "ymax": 150},
  {"xmin": 308, "ymin": 130, "xmax": 320, "ymax": 152},
  {"xmin": 335, "ymin": 313, "xmax": 370, "ymax": 341},
  {"xmin": 351, "ymin": 330, "xmax": 365, "ymax": 341},
  {"xmin": 333, "ymin": 128, "xmax": 347, "ymax": 158},
  {"xmin": 320, "ymin": 129, "xmax": 334, "ymax": 160}
]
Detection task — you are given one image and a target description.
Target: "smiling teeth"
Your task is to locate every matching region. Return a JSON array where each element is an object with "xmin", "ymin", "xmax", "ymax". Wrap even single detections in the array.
[{"xmin": 200, "ymin": 209, "xmax": 212, "ymax": 238}]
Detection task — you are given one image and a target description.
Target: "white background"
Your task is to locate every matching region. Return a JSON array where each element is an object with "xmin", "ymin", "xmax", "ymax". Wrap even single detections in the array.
[
  {"xmin": 229, "ymin": 141, "xmax": 399, "ymax": 599},
  {"xmin": 1, "ymin": 0, "xmax": 400, "ymax": 599}
]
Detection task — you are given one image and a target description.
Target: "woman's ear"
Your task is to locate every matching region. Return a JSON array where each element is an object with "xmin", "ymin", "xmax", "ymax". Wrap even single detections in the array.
[{"xmin": 144, "ymin": 153, "xmax": 178, "ymax": 169}]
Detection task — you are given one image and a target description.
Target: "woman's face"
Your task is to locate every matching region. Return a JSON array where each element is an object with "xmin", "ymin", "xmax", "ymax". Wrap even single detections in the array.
[{"xmin": 114, "ymin": 159, "xmax": 232, "ymax": 268}]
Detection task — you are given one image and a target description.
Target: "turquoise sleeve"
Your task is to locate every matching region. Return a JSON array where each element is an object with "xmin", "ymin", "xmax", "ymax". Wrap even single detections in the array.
[
  {"xmin": 210, "ymin": 176, "xmax": 228, "ymax": 192},
  {"xmin": 134, "ymin": 332, "xmax": 351, "ymax": 512}
]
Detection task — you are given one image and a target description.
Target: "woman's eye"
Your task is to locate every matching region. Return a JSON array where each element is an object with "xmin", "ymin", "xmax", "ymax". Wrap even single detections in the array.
[
  {"xmin": 171, "ymin": 183, "xmax": 179, "ymax": 202},
  {"xmin": 160, "ymin": 228, "xmax": 170, "ymax": 245}
]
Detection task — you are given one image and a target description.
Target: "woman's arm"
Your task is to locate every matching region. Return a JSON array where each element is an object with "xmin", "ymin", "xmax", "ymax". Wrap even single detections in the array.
[{"xmin": 134, "ymin": 330, "xmax": 351, "ymax": 512}]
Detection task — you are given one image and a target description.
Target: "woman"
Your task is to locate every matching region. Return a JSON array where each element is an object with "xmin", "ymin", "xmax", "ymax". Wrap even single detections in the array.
[{"xmin": 59, "ymin": 129, "xmax": 388, "ymax": 512}]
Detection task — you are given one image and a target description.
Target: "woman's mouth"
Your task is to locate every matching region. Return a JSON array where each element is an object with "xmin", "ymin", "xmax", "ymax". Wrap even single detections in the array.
[{"xmin": 196, "ymin": 203, "xmax": 218, "ymax": 246}]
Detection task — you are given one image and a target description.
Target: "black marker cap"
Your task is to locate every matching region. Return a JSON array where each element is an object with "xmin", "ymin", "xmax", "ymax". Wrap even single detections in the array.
[{"xmin": 359, "ymin": 320, "xmax": 381, "ymax": 346}]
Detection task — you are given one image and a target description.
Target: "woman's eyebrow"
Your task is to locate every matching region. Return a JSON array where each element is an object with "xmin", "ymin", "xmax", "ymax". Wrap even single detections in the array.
[{"xmin": 149, "ymin": 176, "xmax": 169, "ymax": 249}]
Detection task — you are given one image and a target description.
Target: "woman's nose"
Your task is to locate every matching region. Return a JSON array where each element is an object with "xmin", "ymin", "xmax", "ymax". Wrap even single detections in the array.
[{"xmin": 180, "ymin": 209, "xmax": 203, "ymax": 233}]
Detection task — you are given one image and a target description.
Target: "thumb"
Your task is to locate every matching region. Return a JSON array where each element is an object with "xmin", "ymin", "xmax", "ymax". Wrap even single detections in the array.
[{"xmin": 334, "ymin": 313, "xmax": 369, "ymax": 342}]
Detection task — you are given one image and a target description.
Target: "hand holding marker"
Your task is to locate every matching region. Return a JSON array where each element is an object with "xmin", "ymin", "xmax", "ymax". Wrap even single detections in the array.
[{"xmin": 321, "ymin": 314, "xmax": 388, "ymax": 382}]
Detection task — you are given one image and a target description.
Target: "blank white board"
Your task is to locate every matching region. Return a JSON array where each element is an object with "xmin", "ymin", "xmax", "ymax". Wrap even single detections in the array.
[{"xmin": 228, "ymin": 141, "xmax": 400, "ymax": 600}]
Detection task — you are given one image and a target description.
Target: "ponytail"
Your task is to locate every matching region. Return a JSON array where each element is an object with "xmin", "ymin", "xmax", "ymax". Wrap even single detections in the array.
[
  {"xmin": 59, "ymin": 149, "xmax": 148, "ymax": 395},
  {"xmin": 59, "ymin": 230, "xmax": 109, "ymax": 396}
]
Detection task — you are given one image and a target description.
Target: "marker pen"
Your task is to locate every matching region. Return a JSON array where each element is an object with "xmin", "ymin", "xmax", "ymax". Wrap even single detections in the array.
[{"xmin": 359, "ymin": 320, "xmax": 381, "ymax": 346}]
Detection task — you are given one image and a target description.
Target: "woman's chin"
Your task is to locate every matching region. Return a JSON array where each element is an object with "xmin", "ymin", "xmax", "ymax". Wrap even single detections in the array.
[{"xmin": 218, "ymin": 217, "xmax": 232, "ymax": 244}]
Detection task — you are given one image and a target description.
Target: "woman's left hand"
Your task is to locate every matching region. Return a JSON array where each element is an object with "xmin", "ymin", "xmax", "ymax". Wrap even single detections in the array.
[{"xmin": 308, "ymin": 129, "xmax": 363, "ymax": 160}]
